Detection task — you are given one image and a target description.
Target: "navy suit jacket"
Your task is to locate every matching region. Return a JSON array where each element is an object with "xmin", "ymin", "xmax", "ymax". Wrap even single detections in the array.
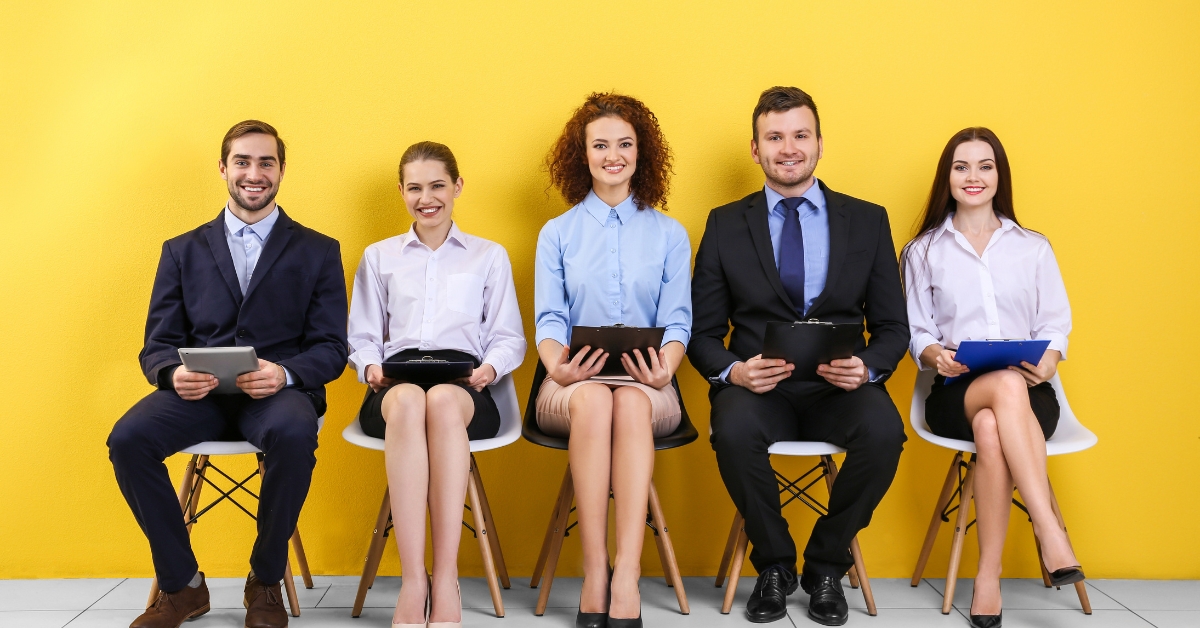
[{"xmin": 139, "ymin": 208, "xmax": 349, "ymax": 414}]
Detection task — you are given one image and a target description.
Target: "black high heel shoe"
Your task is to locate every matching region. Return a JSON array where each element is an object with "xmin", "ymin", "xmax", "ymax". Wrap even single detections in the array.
[
  {"xmin": 969, "ymin": 580, "xmax": 1002, "ymax": 628},
  {"xmin": 576, "ymin": 570, "xmax": 611, "ymax": 628},
  {"xmin": 1047, "ymin": 565, "xmax": 1086, "ymax": 587}
]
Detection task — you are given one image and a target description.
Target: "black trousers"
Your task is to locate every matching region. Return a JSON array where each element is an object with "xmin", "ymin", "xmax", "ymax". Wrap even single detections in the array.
[
  {"xmin": 709, "ymin": 380, "xmax": 906, "ymax": 576},
  {"xmin": 107, "ymin": 388, "xmax": 319, "ymax": 592}
]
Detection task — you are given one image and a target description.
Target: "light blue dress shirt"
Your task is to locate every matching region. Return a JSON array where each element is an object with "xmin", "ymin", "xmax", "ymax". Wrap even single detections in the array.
[
  {"xmin": 719, "ymin": 180, "xmax": 880, "ymax": 383},
  {"xmin": 222, "ymin": 205, "xmax": 293, "ymax": 386},
  {"xmin": 535, "ymin": 191, "xmax": 692, "ymax": 351}
]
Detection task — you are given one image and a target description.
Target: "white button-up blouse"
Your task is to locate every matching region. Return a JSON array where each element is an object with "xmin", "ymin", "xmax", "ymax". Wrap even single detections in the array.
[
  {"xmin": 903, "ymin": 214, "xmax": 1071, "ymax": 371},
  {"xmin": 347, "ymin": 223, "xmax": 526, "ymax": 383}
]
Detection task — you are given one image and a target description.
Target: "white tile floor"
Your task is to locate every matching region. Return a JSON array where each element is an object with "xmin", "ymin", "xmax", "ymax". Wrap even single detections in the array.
[{"xmin": 0, "ymin": 576, "xmax": 1194, "ymax": 627}]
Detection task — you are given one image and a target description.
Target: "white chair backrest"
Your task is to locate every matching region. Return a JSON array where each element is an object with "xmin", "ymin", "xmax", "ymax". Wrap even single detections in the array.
[
  {"xmin": 908, "ymin": 368, "xmax": 1096, "ymax": 456},
  {"xmin": 183, "ymin": 415, "xmax": 326, "ymax": 456},
  {"xmin": 340, "ymin": 375, "xmax": 522, "ymax": 454}
]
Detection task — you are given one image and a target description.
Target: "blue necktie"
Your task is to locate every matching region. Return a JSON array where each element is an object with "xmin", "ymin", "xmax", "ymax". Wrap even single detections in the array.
[{"xmin": 778, "ymin": 197, "xmax": 806, "ymax": 314}]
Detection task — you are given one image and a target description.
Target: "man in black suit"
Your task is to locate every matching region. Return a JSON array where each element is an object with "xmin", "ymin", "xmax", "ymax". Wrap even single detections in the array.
[
  {"xmin": 689, "ymin": 88, "xmax": 909, "ymax": 626},
  {"xmin": 107, "ymin": 120, "xmax": 348, "ymax": 628}
]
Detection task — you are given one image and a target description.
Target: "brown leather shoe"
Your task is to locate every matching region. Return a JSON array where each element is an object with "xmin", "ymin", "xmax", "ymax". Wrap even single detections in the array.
[
  {"xmin": 243, "ymin": 573, "xmax": 289, "ymax": 628},
  {"xmin": 131, "ymin": 573, "xmax": 210, "ymax": 628}
]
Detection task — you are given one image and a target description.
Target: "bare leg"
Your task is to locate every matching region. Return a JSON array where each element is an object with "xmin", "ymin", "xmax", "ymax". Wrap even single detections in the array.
[
  {"xmin": 965, "ymin": 371, "xmax": 1078, "ymax": 571},
  {"xmin": 967, "ymin": 408, "xmax": 1011, "ymax": 616},
  {"xmin": 381, "ymin": 384, "xmax": 431, "ymax": 625},
  {"xmin": 609, "ymin": 386, "xmax": 653, "ymax": 620},
  {"xmin": 567, "ymin": 384, "xmax": 615, "ymax": 614},
  {"xmin": 425, "ymin": 384, "xmax": 474, "ymax": 624}
]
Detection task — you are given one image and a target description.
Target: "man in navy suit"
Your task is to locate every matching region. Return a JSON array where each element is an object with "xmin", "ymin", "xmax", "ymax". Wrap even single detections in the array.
[{"xmin": 107, "ymin": 120, "xmax": 348, "ymax": 628}]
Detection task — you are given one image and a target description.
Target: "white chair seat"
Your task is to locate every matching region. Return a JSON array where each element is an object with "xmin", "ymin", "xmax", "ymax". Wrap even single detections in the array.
[
  {"xmin": 910, "ymin": 369, "xmax": 1096, "ymax": 456},
  {"xmin": 768, "ymin": 440, "xmax": 846, "ymax": 456},
  {"xmin": 182, "ymin": 415, "xmax": 326, "ymax": 455},
  {"xmin": 341, "ymin": 374, "xmax": 522, "ymax": 453}
]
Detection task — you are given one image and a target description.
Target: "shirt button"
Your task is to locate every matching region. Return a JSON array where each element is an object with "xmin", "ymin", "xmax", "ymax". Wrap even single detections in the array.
[
  {"xmin": 611, "ymin": 273, "xmax": 617, "ymax": 278},
  {"xmin": 610, "ymin": 248, "xmax": 616, "ymax": 253},
  {"xmin": 237, "ymin": 329, "xmax": 247, "ymax": 338}
]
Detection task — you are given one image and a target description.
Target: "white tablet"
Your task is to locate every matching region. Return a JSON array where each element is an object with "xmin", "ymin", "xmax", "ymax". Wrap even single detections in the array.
[{"xmin": 178, "ymin": 347, "xmax": 260, "ymax": 395}]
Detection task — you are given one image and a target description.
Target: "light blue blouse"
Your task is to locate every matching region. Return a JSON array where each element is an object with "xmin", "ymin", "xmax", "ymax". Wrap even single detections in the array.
[{"xmin": 534, "ymin": 191, "xmax": 692, "ymax": 349}]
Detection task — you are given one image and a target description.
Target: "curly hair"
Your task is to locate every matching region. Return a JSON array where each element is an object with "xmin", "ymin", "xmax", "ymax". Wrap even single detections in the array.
[{"xmin": 546, "ymin": 92, "xmax": 673, "ymax": 210}]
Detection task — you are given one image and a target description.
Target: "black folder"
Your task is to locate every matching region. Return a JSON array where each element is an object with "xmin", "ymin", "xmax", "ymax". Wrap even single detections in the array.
[
  {"xmin": 381, "ymin": 357, "xmax": 474, "ymax": 384},
  {"xmin": 569, "ymin": 325, "xmax": 666, "ymax": 377},
  {"xmin": 761, "ymin": 320, "xmax": 863, "ymax": 381}
]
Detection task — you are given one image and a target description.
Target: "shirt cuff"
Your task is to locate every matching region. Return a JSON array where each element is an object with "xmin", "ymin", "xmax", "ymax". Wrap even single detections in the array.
[
  {"xmin": 867, "ymin": 367, "xmax": 884, "ymax": 383},
  {"xmin": 534, "ymin": 322, "xmax": 569, "ymax": 348},
  {"xmin": 1039, "ymin": 333, "xmax": 1069, "ymax": 361},
  {"xmin": 661, "ymin": 328, "xmax": 690, "ymax": 348},
  {"xmin": 282, "ymin": 366, "xmax": 295, "ymax": 387},
  {"xmin": 349, "ymin": 349, "xmax": 384, "ymax": 384},
  {"xmin": 717, "ymin": 361, "xmax": 739, "ymax": 384},
  {"xmin": 910, "ymin": 333, "xmax": 943, "ymax": 371}
]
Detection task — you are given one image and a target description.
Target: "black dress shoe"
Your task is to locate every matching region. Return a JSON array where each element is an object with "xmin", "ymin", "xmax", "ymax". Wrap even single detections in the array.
[
  {"xmin": 799, "ymin": 573, "xmax": 848, "ymax": 626},
  {"xmin": 1047, "ymin": 566, "xmax": 1086, "ymax": 587},
  {"xmin": 969, "ymin": 611, "xmax": 1003, "ymax": 628},
  {"xmin": 576, "ymin": 610, "xmax": 606, "ymax": 628},
  {"xmin": 746, "ymin": 565, "xmax": 797, "ymax": 623},
  {"xmin": 605, "ymin": 616, "xmax": 642, "ymax": 628}
]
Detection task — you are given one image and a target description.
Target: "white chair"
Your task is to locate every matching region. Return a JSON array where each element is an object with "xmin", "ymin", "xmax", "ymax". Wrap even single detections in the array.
[
  {"xmin": 908, "ymin": 369, "xmax": 1096, "ymax": 614},
  {"xmin": 146, "ymin": 416, "xmax": 326, "ymax": 617},
  {"xmin": 342, "ymin": 374, "xmax": 522, "ymax": 618},
  {"xmin": 714, "ymin": 437, "xmax": 877, "ymax": 616}
]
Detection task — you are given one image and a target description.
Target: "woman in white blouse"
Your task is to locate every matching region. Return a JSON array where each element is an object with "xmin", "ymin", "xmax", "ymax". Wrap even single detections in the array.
[
  {"xmin": 902, "ymin": 128, "xmax": 1082, "ymax": 628},
  {"xmin": 347, "ymin": 142, "xmax": 526, "ymax": 628}
]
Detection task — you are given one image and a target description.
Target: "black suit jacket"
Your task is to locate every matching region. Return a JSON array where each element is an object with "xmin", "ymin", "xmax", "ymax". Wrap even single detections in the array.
[
  {"xmin": 139, "ymin": 208, "xmax": 349, "ymax": 414},
  {"xmin": 688, "ymin": 181, "xmax": 909, "ymax": 384}
]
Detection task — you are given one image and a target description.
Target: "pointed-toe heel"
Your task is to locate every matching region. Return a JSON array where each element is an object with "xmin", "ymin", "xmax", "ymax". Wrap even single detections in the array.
[
  {"xmin": 969, "ymin": 611, "xmax": 1002, "ymax": 628},
  {"xmin": 1047, "ymin": 566, "xmax": 1086, "ymax": 587}
]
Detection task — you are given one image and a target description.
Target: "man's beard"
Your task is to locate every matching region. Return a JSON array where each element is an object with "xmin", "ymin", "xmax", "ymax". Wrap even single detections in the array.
[
  {"xmin": 765, "ymin": 160, "xmax": 817, "ymax": 191},
  {"xmin": 229, "ymin": 182, "xmax": 278, "ymax": 212}
]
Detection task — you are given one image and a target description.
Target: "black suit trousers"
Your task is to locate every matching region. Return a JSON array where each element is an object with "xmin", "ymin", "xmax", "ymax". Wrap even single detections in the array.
[
  {"xmin": 107, "ymin": 389, "xmax": 319, "ymax": 591},
  {"xmin": 709, "ymin": 379, "xmax": 905, "ymax": 576}
]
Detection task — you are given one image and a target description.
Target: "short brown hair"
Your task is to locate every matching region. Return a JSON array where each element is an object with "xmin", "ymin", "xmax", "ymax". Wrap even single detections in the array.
[
  {"xmin": 752, "ymin": 86, "xmax": 821, "ymax": 139},
  {"xmin": 547, "ymin": 92, "xmax": 673, "ymax": 210},
  {"xmin": 221, "ymin": 120, "xmax": 286, "ymax": 164},
  {"xmin": 398, "ymin": 141, "xmax": 461, "ymax": 184}
]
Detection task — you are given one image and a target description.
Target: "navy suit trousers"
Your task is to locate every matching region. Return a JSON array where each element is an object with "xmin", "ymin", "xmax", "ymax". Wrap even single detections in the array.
[{"xmin": 108, "ymin": 389, "xmax": 318, "ymax": 591}]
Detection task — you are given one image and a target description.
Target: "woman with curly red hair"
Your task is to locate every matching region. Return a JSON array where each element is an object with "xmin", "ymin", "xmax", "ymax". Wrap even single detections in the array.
[{"xmin": 533, "ymin": 92, "xmax": 691, "ymax": 628}]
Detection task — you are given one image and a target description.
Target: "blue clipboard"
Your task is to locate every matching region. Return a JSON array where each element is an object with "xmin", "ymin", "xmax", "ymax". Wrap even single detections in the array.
[{"xmin": 946, "ymin": 339, "xmax": 1051, "ymax": 384}]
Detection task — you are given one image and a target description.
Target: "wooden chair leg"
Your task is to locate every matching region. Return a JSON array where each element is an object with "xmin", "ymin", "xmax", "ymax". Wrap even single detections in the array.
[
  {"xmin": 148, "ymin": 455, "xmax": 204, "ymax": 608},
  {"xmin": 942, "ymin": 458, "xmax": 976, "ymax": 614},
  {"xmin": 352, "ymin": 488, "xmax": 392, "ymax": 618},
  {"xmin": 1047, "ymin": 480, "xmax": 1092, "ymax": 614},
  {"xmin": 721, "ymin": 525, "xmax": 749, "ymax": 614},
  {"xmin": 282, "ymin": 557, "xmax": 301, "ymax": 616},
  {"xmin": 467, "ymin": 457, "xmax": 505, "ymax": 618},
  {"xmin": 912, "ymin": 452, "xmax": 963, "ymax": 586},
  {"xmin": 535, "ymin": 466, "xmax": 574, "ymax": 616},
  {"xmin": 290, "ymin": 528, "xmax": 313, "ymax": 589},
  {"xmin": 715, "ymin": 511, "xmax": 743, "ymax": 588},
  {"xmin": 531, "ymin": 466, "xmax": 572, "ymax": 589},
  {"xmin": 648, "ymin": 481, "xmax": 689, "ymax": 614},
  {"xmin": 650, "ymin": 516, "xmax": 673, "ymax": 587},
  {"xmin": 1034, "ymin": 534, "xmax": 1053, "ymax": 587},
  {"xmin": 471, "ymin": 455, "xmax": 510, "ymax": 589},
  {"xmin": 823, "ymin": 456, "xmax": 875, "ymax": 615}
]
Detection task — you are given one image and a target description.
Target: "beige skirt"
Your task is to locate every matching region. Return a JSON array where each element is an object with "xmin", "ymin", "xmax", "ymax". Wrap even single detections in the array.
[{"xmin": 535, "ymin": 375, "xmax": 682, "ymax": 438}]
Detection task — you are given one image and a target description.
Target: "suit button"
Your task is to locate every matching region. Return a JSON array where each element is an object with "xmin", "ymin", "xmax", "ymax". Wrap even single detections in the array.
[{"xmin": 237, "ymin": 329, "xmax": 247, "ymax": 338}]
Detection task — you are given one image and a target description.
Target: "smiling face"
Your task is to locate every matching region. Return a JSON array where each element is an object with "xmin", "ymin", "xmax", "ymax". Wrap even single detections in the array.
[
  {"xmin": 220, "ymin": 133, "xmax": 284, "ymax": 214},
  {"xmin": 752, "ymin": 107, "xmax": 823, "ymax": 194},
  {"xmin": 400, "ymin": 159, "xmax": 462, "ymax": 234},
  {"xmin": 949, "ymin": 140, "xmax": 999, "ymax": 211},
  {"xmin": 585, "ymin": 116, "xmax": 638, "ymax": 197}
]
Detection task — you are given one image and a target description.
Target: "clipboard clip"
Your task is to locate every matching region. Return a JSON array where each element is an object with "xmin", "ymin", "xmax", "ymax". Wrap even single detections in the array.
[
  {"xmin": 409, "ymin": 356, "xmax": 449, "ymax": 363},
  {"xmin": 793, "ymin": 318, "xmax": 833, "ymax": 325}
]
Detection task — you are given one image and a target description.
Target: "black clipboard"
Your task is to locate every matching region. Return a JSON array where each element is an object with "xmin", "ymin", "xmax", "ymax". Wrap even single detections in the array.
[
  {"xmin": 761, "ymin": 320, "xmax": 863, "ymax": 381},
  {"xmin": 569, "ymin": 325, "xmax": 666, "ymax": 377},
  {"xmin": 381, "ymin": 357, "xmax": 474, "ymax": 384}
]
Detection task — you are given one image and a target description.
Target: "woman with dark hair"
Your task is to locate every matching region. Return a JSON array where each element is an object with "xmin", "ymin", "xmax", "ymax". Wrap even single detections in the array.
[
  {"xmin": 902, "ymin": 128, "xmax": 1083, "ymax": 628},
  {"xmin": 534, "ymin": 92, "xmax": 691, "ymax": 628},
  {"xmin": 348, "ymin": 142, "xmax": 526, "ymax": 628}
]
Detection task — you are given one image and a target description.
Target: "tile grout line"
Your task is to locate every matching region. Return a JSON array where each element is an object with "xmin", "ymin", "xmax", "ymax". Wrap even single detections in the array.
[
  {"xmin": 62, "ymin": 578, "xmax": 128, "ymax": 627},
  {"xmin": 921, "ymin": 577, "xmax": 972, "ymax": 622},
  {"xmin": 1086, "ymin": 582, "xmax": 1160, "ymax": 628}
]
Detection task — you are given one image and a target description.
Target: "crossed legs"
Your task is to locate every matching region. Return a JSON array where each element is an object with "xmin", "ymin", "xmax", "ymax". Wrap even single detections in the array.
[
  {"xmin": 382, "ymin": 384, "xmax": 474, "ymax": 625},
  {"xmin": 964, "ymin": 370, "xmax": 1078, "ymax": 615},
  {"xmin": 569, "ymin": 384, "xmax": 655, "ymax": 620}
]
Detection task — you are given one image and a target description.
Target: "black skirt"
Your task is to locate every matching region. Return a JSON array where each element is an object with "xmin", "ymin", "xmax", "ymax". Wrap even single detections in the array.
[
  {"xmin": 925, "ymin": 370, "xmax": 1059, "ymax": 441},
  {"xmin": 359, "ymin": 349, "xmax": 501, "ymax": 441}
]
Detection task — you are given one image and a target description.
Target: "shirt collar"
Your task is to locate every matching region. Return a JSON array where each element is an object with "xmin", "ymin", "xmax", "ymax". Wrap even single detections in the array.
[
  {"xmin": 582, "ymin": 189, "xmax": 638, "ymax": 226},
  {"xmin": 764, "ymin": 178, "xmax": 826, "ymax": 215},
  {"xmin": 224, "ymin": 204, "xmax": 280, "ymax": 239},
  {"xmin": 934, "ymin": 212, "xmax": 1022, "ymax": 243},
  {"xmin": 400, "ymin": 221, "xmax": 468, "ymax": 251}
]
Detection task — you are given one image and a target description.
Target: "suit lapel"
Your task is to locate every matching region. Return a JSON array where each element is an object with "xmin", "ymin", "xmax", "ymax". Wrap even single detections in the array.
[
  {"xmin": 807, "ymin": 181, "xmax": 848, "ymax": 316},
  {"xmin": 204, "ymin": 211, "xmax": 244, "ymax": 307},
  {"xmin": 743, "ymin": 192, "xmax": 799, "ymax": 312},
  {"xmin": 243, "ymin": 209, "xmax": 294, "ymax": 301}
]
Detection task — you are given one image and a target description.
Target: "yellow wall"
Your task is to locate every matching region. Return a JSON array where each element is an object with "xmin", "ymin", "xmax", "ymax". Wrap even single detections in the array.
[{"xmin": 2, "ymin": 1, "xmax": 1197, "ymax": 580}]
